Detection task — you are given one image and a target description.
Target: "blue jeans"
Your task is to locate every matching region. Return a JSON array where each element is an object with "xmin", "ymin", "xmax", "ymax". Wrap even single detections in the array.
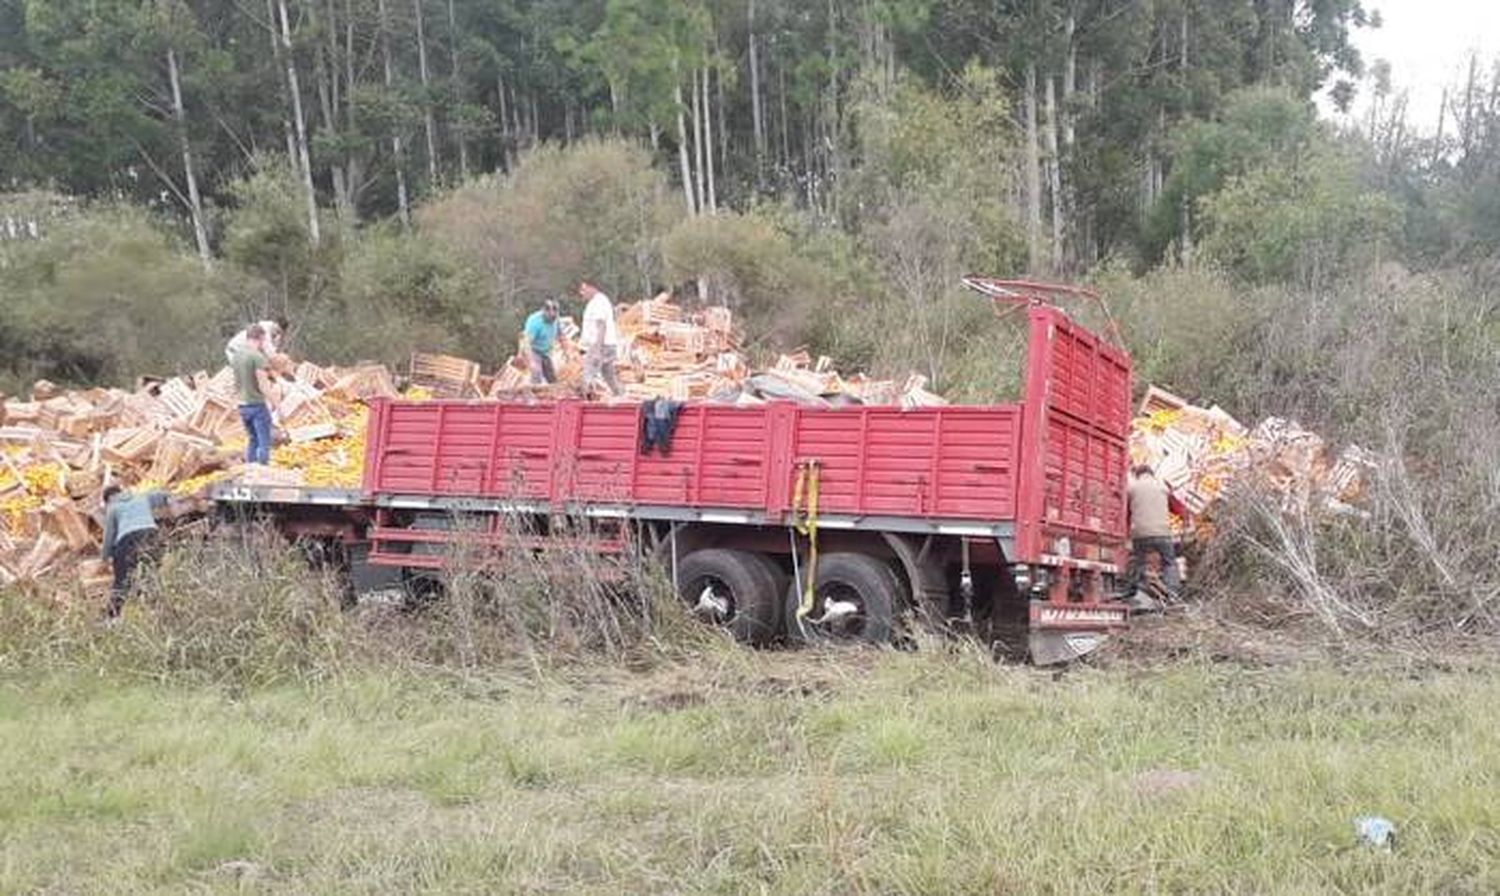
[{"xmin": 240, "ymin": 403, "xmax": 273, "ymax": 464}]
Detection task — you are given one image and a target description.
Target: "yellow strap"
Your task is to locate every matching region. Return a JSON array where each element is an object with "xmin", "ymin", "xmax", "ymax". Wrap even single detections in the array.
[{"xmin": 795, "ymin": 461, "xmax": 821, "ymax": 620}]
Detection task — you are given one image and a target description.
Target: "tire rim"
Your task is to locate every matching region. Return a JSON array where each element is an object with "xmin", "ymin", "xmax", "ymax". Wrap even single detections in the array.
[
  {"xmin": 803, "ymin": 581, "xmax": 867, "ymax": 640},
  {"xmin": 684, "ymin": 574, "xmax": 736, "ymax": 624}
]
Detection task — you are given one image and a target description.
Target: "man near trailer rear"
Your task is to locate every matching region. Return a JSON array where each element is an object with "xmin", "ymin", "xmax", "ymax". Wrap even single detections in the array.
[
  {"xmin": 524, "ymin": 300, "xmax": 561, "ymax": 384},
  {"xmin": 232, "ymin": 324, "xmax": 278, "ymax": 465},
  {"xmin": 578, "ymin": 281, "xmax": 621, "ymax": 395},
  {"xmin": 1126, "ymin": 465, "xmax": 1181, "ymax": 603}
]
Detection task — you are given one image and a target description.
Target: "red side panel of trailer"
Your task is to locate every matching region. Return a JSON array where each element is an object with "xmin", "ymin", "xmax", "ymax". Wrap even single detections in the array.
[{"xmin": 361, "ymin": 306, "xmax": 1130, "ymax": 562}]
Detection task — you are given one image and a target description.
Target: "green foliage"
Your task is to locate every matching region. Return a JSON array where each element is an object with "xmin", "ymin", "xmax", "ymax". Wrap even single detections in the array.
[
  {"xmin": 1145, "ymin": 88, "xmax": 1321, "ymax": 264},
  {"xmin": 1200, "ymin": 147, "xmax": 1401, "ymax": 286},
  {"xmin": 662, "ymin": 209, "xmax": 851, "ymax": 344},
  {"xmin": 221, "ymin": 157, "xmax": 339, "ymax": 318},
  {"xmin": 420, "ymin": 138, "xmax": 682, "ymax": 313},
  {"xmin": 838, "ymin": 65, "xmax": 1026, "ymax": 392},
  {"xmin": 0, "ymin": 200, "xmax": 224, "ymax": 388},
  {"xmin": 1094, "ymin": 264, "xmax": 1253, "ymax": 397},
  {"xmin": 306, "ymin": 224, "xmax": 490, "ymax": 365}
]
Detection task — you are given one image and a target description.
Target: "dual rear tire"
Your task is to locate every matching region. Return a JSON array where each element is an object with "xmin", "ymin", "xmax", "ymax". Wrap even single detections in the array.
[
  {"xmin": 675, "ymin": 548, "xmax": 902, "ymax": 646},
  {"xmin": 675, "ymin": 548, "xmax": 785, "ymax": 646}
]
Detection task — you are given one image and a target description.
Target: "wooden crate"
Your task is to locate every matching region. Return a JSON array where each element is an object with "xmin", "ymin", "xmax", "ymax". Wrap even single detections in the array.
[{"xmin": 410, "ymin": 353, "xmax": 481, "ymax": 398}]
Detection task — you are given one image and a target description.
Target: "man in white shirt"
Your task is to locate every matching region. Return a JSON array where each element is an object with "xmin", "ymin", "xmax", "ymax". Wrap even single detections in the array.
[
  {"xmin": 226, "ymin": 317, "xmax": 288, "ymax": 364},
  {"xmin": 578, "ymin": 282, "xmax": 621, "ymax": 395}
]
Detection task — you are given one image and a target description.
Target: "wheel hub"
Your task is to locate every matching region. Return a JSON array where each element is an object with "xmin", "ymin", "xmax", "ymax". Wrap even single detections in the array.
[{"xmin": 689, "ymin": 578, "xmax": 733, "ymax": 622}]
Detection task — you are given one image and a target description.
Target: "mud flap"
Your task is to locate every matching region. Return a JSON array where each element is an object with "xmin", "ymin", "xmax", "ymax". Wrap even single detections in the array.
[
  {"xmin": 1028, "ymin": 602, "xmax": 1128, "ymax": 665},
  {"xmin": 1029, "ymin": 629, "xmax": 1109, "ymax": 665}
]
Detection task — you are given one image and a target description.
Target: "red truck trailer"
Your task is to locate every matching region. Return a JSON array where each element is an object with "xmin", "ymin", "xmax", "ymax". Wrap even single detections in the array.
[{"xmin": 211, "ymin": 279, "xmax": 1132, "ymax": 663}]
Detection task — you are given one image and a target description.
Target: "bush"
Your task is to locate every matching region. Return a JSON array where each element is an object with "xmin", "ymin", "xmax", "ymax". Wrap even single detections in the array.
[
  {"xmin": 1200, "ymin": 147, "xmax": 1402, "ymax": 288},
  {"xmin": 662, "ymin": 208, "xmax": 859, "ymax": 346},
  {"xmin": 0, "ymin": 522, "xmax": 717, "ymax": 684},
  {"xmin": 302, "ymin": 224, "xmax": 492, "ymax": 366},
  {"xmin": 0, "ymin": 200, "xmax": 228, "ymax": 389},
  {"xmin": 220, "ymin": 158, "xmax": 343, "ymax": 332},
  {"xmin": 1111, "ymin": 266, "xmax": 1500, "ymax": 641},
  {"xmin": 419, "ymin": 138, "xmax": 682, "ymax": 318}
]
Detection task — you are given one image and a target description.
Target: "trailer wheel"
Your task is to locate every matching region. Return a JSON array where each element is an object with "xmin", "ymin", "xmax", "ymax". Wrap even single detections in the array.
[
  {"xmin": 677, "ymin": 549, "xmax": 781, "ymax": 645},
  {"xmin": 785, "ymin": 552, "xmax": 899, "ymax": 645}
]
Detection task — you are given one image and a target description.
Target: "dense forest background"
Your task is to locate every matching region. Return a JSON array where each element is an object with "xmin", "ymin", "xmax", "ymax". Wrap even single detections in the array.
[
  {"xmin": 0, "ymin": 0, "xmax": 1496, "ymax": 398},
  {"xmin": 4, "ymin": 0, "xmax": 1500, "ymax": 628}
]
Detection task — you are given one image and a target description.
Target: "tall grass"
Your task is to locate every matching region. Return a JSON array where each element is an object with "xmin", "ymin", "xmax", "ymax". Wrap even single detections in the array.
[
  {"xmin": 2, "ymin": 649, "xmax": 1498, "ymax": 893},
  {"xmin": 0, "ymin": 521, "xmax": 717, "ymax": 687},
  {"xmin": 1096, "ymin": 266, "xmax": 1500, "ymax": 644}
]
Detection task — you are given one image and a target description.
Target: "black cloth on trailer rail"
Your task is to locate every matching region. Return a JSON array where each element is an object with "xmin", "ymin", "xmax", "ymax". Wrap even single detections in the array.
[{"xmin": 639, "ymin": 398, "xmax": 684, "ymax": 455}]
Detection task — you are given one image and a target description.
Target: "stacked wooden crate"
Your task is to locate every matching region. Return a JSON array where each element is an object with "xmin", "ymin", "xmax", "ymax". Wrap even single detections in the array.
[
  {"xmin": 0, "ymin": 361, "xmax": 406, "ymax": 591},
  {"xmin": 1129, "ymin": 384, "xmax": 1375, "ymax": 533}
]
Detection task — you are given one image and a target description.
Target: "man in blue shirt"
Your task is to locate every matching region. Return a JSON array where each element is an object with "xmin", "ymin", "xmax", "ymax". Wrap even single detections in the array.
[
  {"xmin": 524, "ymin": 300, "xmax": 561, "ymax": 384},
  {"xmin": 100, "ymin": 485, "xmax": 169, "ymax": 618}
]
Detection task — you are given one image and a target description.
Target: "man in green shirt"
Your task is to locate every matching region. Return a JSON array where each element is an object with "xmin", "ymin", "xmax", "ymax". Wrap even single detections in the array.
[{"xmin": 232, "ymin": 324, "xmax": 277, "ymax": 464}]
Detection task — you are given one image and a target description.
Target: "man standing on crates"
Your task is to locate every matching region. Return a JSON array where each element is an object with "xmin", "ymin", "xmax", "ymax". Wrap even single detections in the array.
[
  {"xmin": 523, "ymin": 300, "xmax": 561, "ymax": 384},
  {"xmin": 226, "ymin": 316, "xmax": 288, "ymax": 365},
  {"xmin": 578, "ymin": 281, "xmax": 621, "ymax": 395},
  {"xmin": 231, "ymin": 324, "xmax": 280, "ymax": 465}
]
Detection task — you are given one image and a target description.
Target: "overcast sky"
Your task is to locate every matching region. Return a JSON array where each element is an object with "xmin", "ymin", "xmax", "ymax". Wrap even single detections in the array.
[{"xmin": 1322, "ymin": 0, "xmax": 1500, "ymax": 132}]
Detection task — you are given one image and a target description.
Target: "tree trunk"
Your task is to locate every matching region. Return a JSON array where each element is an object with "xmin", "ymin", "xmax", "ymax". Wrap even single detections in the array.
[
  {"xmin": 1063, "ymin": 8, "xmax": 1076, "ymax": 148},
  {"xmin": 1024, "ymin": 63, "xmax": 1042, "ymax": 274},
  {"xmin": 1180, "ymin": 8, "xmax": 1189, "ymax": 72},
  {"xmin": 312, "ymin": 2, "xmax": 351, "ymax": 222},
  {"xmin": 1045, "ymin": 74, "xmax": 1064, "ymax": 273},
  {"xmin": 1432, "ymin": 87, "xmax": 1447, "ymax": 169},
  {"xmin": 748, "ymin": 0, "xmax": 764, "ymax": 177},
  {"xmin": 265, "ymin": 0, "xmax": 298, "ymax": 164},
  {"xmin": 343, "ymin": 0, "xmax": 363, "ymax": 212},
  {"xmin": 377, "ymin": 0, "xmax": 410, "ymax": 227},
  {"xmin": 778, "ymin": 60, "xmax": 790, "ymax": 171},
  {"xmin": 692, "ymin": 67, "xmax": 707, "ymax": 213},
  {"xmin": 166, "ymin": 46, "xmax": 211, "ymax": 270},
  {"xmin": 277, "ymin": 0, "xmax": 321, "ymax": 246},
  {"xmin": 413, "ymin": 0, "xmax": 439, "ymax": 187},
  {"xmin": 704, "ymin": 66, "xmax": 719, "ymax": 213},
  {"xmin": 824, "ymin": 0, "xmax": 840, "ymax": 216},
  {"xmin": 1461, "ymin": 54, "xmax": 1478, "ymax": 161},
  {"xmin": 715, "ymin": 61, "xmax": 727, "ymax": 195},
  {"xmin": 673, "ymin": 63, "xmax": 697, "ymax": 215},
  {"xmin": 446, "ymin": 0, "xmax": 468, "ymax": 180},
  {"xmin": 497, "ymin": 71, "xmax": 511, "ymax": 171}
]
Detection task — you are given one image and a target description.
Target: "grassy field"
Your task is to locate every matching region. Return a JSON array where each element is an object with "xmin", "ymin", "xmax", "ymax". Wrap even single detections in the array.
[{"xmin": 3, "ymin": 644, "xmax": 1499, "ymax": 894}]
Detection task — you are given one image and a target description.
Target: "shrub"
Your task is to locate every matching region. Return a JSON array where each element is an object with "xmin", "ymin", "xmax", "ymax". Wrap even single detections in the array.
[
  {"xmin": 0, "ymin": 201, "xmax": 227, "ymax": 388},
  {"xmin": 419, "ymin": 138, "xmax": 682, "ymax": 319}
]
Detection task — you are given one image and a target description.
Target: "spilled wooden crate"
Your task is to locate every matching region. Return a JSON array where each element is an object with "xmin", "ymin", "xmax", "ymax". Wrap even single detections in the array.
[{"xmin": 410, "ymin": 352, "xmax": 481, "ymax": 398}]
